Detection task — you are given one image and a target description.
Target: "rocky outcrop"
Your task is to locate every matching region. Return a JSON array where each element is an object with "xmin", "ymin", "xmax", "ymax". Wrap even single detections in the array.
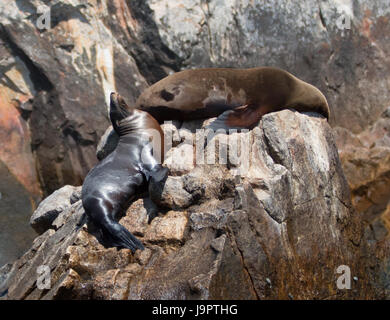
[
  {"xmin": 1, "ymin": 0, "xmax": 389, "ymax": 266},
  {"xmin": 1, "ymin": 110, "xmax": 388, "ymax": 300},
  {"xmin": 147, "ymin": 0, "xmax": 390, "ymax": 243},
  {"xmin": 0, "ymin": 0, "xmax": 389, "ymax": 296},
  {"xmin": 0, "ymin": 1, "xmax": 143, "ymax": 196}
]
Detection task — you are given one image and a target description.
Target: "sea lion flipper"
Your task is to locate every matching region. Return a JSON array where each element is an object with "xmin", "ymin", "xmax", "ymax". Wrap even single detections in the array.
[
  {"xmin": 148, "ymin": 165, "xmax": 168, "ymax": 209},
  {"xmin": 83, "ymin": 196, "xmax": 144, "ymax": 252},
  {"xmin": 106, "ymin": 221, "xmax": 145, "ymax": 252},
  {"xmin": 149, "ymin": 165, "xmax": 169, "ymax": 183},
  {"xmin": 206, "ymin": 105, "xmax": 261, "ymax": 131}
]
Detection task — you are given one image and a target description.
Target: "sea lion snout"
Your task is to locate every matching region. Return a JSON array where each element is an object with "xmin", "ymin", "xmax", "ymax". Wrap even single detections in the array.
[
  {"xmin": 110, "ymin": 91, "xmax": 117, "ymax": 100},
  {"xmin": 109, "ymin": 92, "xmax": 135, "ymax": 126},
  {"xmin": 110, "ymin": 92, "xmax": 130, "ymax": 111}
]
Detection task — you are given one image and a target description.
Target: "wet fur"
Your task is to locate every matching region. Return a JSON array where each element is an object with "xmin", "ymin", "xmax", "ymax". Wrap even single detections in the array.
[{"xmin": 82, "ymin": 93, "xmax": 167, "ymax": 252}]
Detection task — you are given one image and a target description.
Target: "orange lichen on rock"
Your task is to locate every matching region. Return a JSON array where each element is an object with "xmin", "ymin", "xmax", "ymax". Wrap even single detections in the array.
[{"xmin": 0, "ymin": 85, "xmax": 42, "ymax": 202}]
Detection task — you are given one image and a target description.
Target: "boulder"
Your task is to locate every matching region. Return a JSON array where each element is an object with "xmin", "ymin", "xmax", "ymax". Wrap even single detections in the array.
[
  {"xmin": 30, "ymin": 185, "xmax": 81, "ymax": 234},
  {"xmin": 1, "ymin": 110, "xmax": 388, "ymax": 300}
]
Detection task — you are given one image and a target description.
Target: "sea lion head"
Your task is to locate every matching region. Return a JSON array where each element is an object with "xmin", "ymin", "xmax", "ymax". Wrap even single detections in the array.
[
  {"xmin": 288, "ymin": 81, "xmax": 330, "ymax": 120},
  {"xmin": 109, "ymin": 92, "xmax": 140, "ymax": 135},
  {"xmin": 110, "ymin": 92, "xmax": 134, "ymax": 124},
  {"xmin": 110, "ymin": 91, "xmax": 164, "ymax": 146},
  {"xmin": 110, "ymin": 92, "xmax": 165, "ymax": 163},
  {"xmin": 304, "ymin": 84, "xmax": 330, "ymax": 120},
  {"xmin": 136, "ymin": 88, "xmax": 168, "ymax": 110}
]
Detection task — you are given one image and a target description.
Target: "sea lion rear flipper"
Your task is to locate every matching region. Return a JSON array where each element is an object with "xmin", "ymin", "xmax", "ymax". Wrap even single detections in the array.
[
  {"xmin": 105, "ymin": 222, "xmax": 145, "ymax": 252},
  {"xmin": 83, "ymin": 196, "xmax": 144, "ymax": 252},
  {"xmin": 205, "ymin": 105, "xmax": 262, "ymax": 131}
]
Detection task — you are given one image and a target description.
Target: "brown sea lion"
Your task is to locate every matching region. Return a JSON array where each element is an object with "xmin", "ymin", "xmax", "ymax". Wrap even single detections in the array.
[
  {"xmin": 135, "ymin": 67, "xmax": 330, "ymax": 129},
  {"xmin": 82, "ymin": 93, "xmax": 167, "ymax": 251}
]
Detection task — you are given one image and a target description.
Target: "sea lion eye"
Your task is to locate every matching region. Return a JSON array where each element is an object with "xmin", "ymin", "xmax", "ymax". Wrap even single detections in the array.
[{"xmin": 160, "ymin": 89, "xmax": 174, "ymax": 102}]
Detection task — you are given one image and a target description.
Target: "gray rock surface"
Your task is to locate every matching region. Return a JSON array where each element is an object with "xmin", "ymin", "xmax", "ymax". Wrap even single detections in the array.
[
  {"xmin": 30, "ymin": 185, "xmax": 81, "ymax": 234},
  {"xmin": 1, "ymin": 111, "xmax": 388, "ymax": 300}
]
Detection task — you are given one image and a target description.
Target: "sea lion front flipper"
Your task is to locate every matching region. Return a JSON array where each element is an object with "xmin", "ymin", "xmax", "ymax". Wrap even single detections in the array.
[
  {"xmin": 139, "ymin": 166, "xmax": 167, "ymax": 224},
  {"xmin": 148, "ymin": 165, "xmax": 169, "ymax": 209},
  {"xmin": 143, "ymin": 198, "xmax": 160, "ymax": 224},
  {"xmin": 205, "ymin": 105, "xmax": 262, "ymax": 131},
  {"xmin": 149, "ymin": 165, "xmax": 169, "ymax": 183}
]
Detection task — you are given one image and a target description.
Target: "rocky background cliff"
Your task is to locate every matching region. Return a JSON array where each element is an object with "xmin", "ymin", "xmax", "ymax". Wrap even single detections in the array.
[{"xmin": 0, "ymin": 0, "xmax": 389, "ymax": 298}]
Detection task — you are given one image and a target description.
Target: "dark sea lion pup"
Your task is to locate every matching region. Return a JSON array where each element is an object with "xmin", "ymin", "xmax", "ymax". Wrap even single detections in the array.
[
  {"xmin": 135, "ymin": 67, "xmax": 330, "ymax": 129},
  {"xmin": 82, "ymin": 93, "xmax": 167, "ymax": 252}
]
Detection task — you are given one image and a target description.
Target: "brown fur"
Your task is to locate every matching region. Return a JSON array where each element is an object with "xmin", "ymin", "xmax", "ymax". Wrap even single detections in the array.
[{"xmin": 135, "ymin": 67, "xmax": 330, "ymax": 128}]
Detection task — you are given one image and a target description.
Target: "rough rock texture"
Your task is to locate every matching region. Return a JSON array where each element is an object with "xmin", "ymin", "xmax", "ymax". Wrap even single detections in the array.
[
  {"xmin": 30, "ymin": 185, "xmax": 81, "ymax": 234},
  {"xmin": 1, "ymin": 0, "xmax": 390, "ymax": 265},
  {"xmin": 1, "ymin": 0, "xmax": 390, "ymax": 297},
  {"xmin": 0, "ymin": 0, "xmax": 145, "ymax": 196},
  {"xmin": 146, "ymin": 0, "xmax": 390, "ymax": 240},
  {"xmin": 0, "ymin": 161, "xmax": 38, "ymax": 267},
  {"xmin": 335, "ymin": 109, "xmax": 390, "ymax": 242},
  {"xmin": 1, "ymin": 111, "xmax": 389, "ymax": 300}
]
